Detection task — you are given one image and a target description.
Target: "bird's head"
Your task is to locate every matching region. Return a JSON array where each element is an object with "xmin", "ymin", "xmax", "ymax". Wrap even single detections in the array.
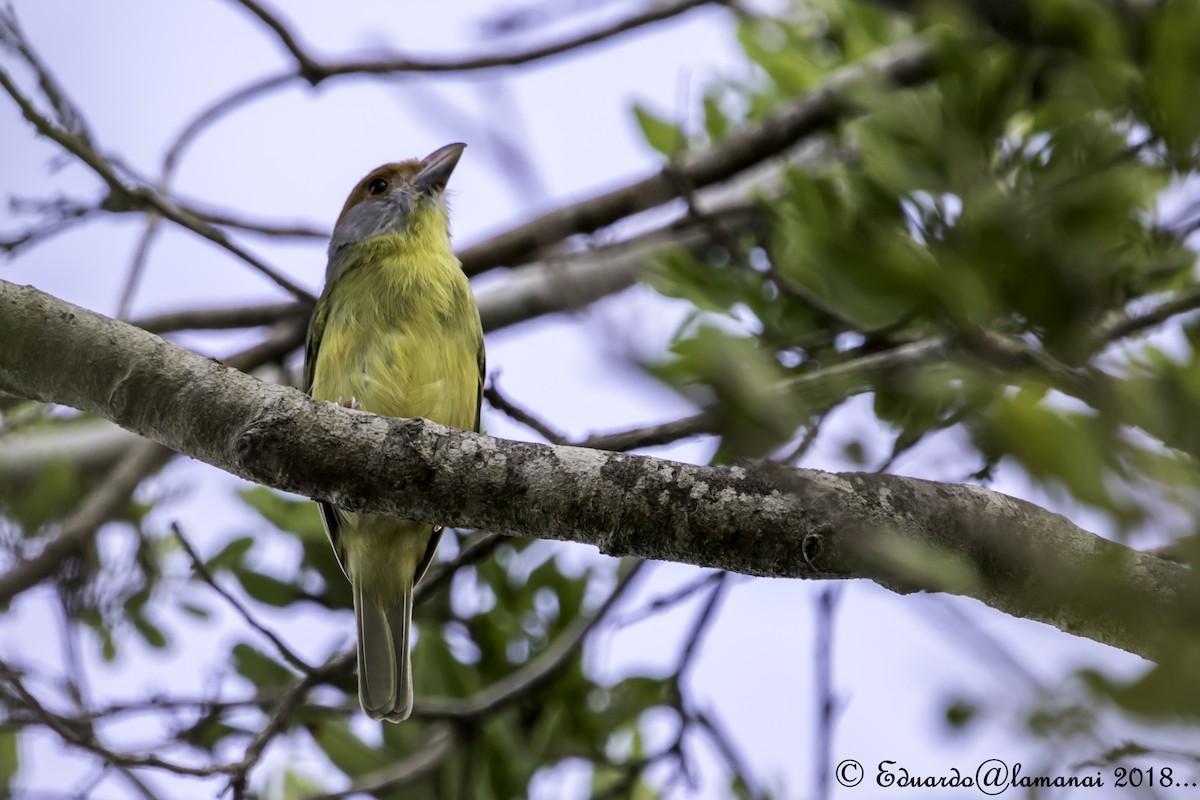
[{"xmin": 328, "ymin": 142, "xmax": 465, "ymax": 259}]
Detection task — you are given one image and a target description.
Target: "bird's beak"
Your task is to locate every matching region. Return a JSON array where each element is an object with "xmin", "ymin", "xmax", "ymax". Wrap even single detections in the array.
[{"xmin": 414, "ymin": 142, "xmax": 466, "ymax": 194}]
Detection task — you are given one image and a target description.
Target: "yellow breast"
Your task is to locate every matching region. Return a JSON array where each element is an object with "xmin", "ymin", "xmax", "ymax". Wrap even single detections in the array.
[{"xmin": 311, "ymin": 233, "xmax": 482, "ymax": 433}]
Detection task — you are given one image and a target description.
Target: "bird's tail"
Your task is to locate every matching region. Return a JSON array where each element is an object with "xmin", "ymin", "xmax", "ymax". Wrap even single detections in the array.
[{"xmin": 353, "ymin": 578, "xmax": 415, "ymax": 722}]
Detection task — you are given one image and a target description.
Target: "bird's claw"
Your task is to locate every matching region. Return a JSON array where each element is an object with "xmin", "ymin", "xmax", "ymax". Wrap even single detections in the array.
[{"xmin": 333, "ymin": 396, "xmax": 365, "ymax": 412}]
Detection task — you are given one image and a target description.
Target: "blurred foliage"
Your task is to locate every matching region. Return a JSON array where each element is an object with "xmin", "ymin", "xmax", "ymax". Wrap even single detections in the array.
[
  {"xmin": 207, "ymin": 490, "xmax": 681, "ymax": 799},
  {"xmin": 648, "ymin": 0, "xmax": 1200, "ymax": 518},
  {"xmin": 638, "ymin": 0, "xmax": 1200, "ymax": 777}
]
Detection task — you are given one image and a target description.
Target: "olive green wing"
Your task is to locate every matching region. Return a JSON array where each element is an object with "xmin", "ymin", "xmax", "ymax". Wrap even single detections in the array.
[
  {"xmin": 474, "ymin": 337, "xmax": 485, "ymax": 434},
  {"xmin": 304, "ymin": 296, "xmax": 351, "ymax": 581},
  {"xmin": 413, "ymin": 328, "xmax": 485, "ymax": 587}
]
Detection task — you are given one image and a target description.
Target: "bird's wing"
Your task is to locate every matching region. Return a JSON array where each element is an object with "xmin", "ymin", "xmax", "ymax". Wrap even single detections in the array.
[
  {"xmin": 304, "ymin": 296, "xmax": 351, "ymax": 581},
  {"xmin": 474, "ymin": 338, "xmax": 486, "ymax": 434}
]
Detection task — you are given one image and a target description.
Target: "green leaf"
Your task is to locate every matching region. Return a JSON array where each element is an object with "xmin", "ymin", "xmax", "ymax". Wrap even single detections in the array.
[
  {"xmin": 238, "ymin": 487, "xmax": 324, "ymax": 540},
  {"xmin": 652, "ymin": 325, "xmax": 806, "ymax": 460},
  {"xmin": 100, "ymin": 628, "xmax": 117, "ymax": 662},
  {"xmin": 311, "ymin": 720, "xmax": 391, "ymax": 777},
  {"xmin": 632, "ymin": 103, "xmax": 683, "ymax": 157},
  {"xmin": 0, "ymin": 729, "xmax": 17, "ymax": 795},
  {"xmin": 736, "ymin": 17, "xmax": 830, "ymax": 95},
  {"xmin": 282, "ymin": 769, "xmax": 325, "ymax": 800},
  {"xmin": 702, "ymin": 93, "xmax": 729, "ymax": 142},
  {"xmin": 6, "ymin": 460, "xmax": 81, "ymax": 532},
  {"xmin": 179, "ymin": 601, "xmax": 211, "ymax": 620},
  {"xmin": 132, "ymin": 614, "xmax": 168, "ymax": 649},
  {"xmin": 181, "ymin": 718, "xmax": 242, "ymax": 752},
  {"xmin": 233, "ymin": 568, "xmax": 302, "ymax": 607},
  {"xmin": 1081, "ymin": 646, "xmax": 1200, "ymax": 719},
  {"xmin": 232, "ymin": 643, "xmax": 294, "ymax": 689},
  {"xmin": 1145, "ymin": 0, "xmax": 1200, "ymax": 156},
  {"xmin": 977, "ymin": 390, "xmax": 1115, "ymax": 510},
  {"xmin": 205, "ymin": 536, "xmax": 254, "ymax": 572}
]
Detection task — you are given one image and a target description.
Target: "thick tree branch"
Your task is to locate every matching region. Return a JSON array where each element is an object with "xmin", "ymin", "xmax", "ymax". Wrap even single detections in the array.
[
  {"xmin": 0, "ymin": 280, "xmax": 1194, "ymax": 659},
  {"xmin": 0, "ymin": 315, "xmax": 306, "ymax": 600}
]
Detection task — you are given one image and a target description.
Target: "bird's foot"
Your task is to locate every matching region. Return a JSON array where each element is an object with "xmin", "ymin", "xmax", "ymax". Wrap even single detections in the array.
[{"xmin": 333, "ymin": 396, "xmax": 365, "ymax": 412}]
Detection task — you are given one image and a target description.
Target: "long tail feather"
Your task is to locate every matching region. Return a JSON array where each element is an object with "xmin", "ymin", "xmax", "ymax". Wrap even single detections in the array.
[
  {"xmin": 383, "ymin": 582, "xmax": 415, "ymax": 723},
  {"xmin": 354, "ymin": 579, "xmax": 397, "ymax": 720},
  {"xmin": 353, "ymin": 577, "xmax": 415, "ymax": 722}
]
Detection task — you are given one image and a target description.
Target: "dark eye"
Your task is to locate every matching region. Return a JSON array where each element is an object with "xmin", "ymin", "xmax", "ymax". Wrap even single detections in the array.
[{"xmin": 367, "ymin": 177, "xmax": 389, "ymax": 196}]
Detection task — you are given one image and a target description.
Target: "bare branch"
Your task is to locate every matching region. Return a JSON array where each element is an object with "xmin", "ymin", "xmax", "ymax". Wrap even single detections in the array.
[
  {"xmin": 231, "ymin": 0, "xmax": 323, "ymax": 80},
  {"xmin": 0, "ymin": 660, "xmax": 229, "ymax": 778},
  {"xmin": 163, "ymin": 0, "xmax": 718, "ymax": 175},
  {"xmin": 617, "ymin": 569, "xmax": 724, "ymax": 627},
  {"xmin": 813, "ymin": 586, "xmax": 844, "ymax": 800},
  {"xmin": 0, "ymin": 195, "xmax": 97, "ymax": 255},
  {"xmin": 173, "ymin": 523, "xmax": 313, "ymax": 673},
  {"xmin": 0, "ymin": 32, "xmax": 314, "ymax": 302},
  {"xmin": 1098, "ymin": 287, "xmax": 1200, "ymax": 345},
  {"xmin": 458, "ymin": 38, "xmax": 936, "ymax": 274},
  {"xmin": 132, "ymin": 302, "xmax": 309, "ymax": 335},
  {"xmin": 476, "ymin": 198, "xmax": 762, "ymax": 331},
  {"xmin": 0, "ymin": 439, "xmax": 171, "ymax": 603},
  {"xmin": 485, "ymin": 379, "xmax": 568, "ymax": 444},
  {"xmin": 416, "ymin": 560, "xmax": 645, "ymax": 718},
  {"xmin": 675, "ymin": 571, "xmax": 728, "ymax": 675},
  {"xmin": 304, "ymin": 727, "xmax": 456, "ymax": 800},
  {"xmin": 234, "ymin": 0, "xmax": 718, "ymax": 82}
]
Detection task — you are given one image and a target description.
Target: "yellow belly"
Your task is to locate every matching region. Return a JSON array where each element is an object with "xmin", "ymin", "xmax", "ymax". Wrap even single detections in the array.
[
  {"xmin": 311, "ymin": 324, "xmax": 478, "ymax": 429},
  {"xmin": 309, "ymin": 244, "xmax": 482, "ymax": 602}
]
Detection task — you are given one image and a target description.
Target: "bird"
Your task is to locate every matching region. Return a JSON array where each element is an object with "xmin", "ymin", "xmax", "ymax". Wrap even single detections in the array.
[{"xmin": 303, "ymin": 143, "xmax": 484, "ymax": 722}]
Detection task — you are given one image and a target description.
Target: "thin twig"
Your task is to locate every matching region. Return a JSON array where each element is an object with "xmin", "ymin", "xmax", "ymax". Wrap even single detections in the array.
[
  {"xmin": 0, "ymin": 440, "xmax": 171, "ymax": 604},
  {"xmin": 675, "ymin": 572, "xmax": 729, "ymax": 676},
  {"xmin": 415, "ymin": 531, "xmax": 505, "ymax": 602},
  {"xmin": 484, "ymin": 380, "xmax": 568, "ymax": 444},
  {"xmin": 576, "ymin": 413, "xmax": 712, "ymax": 451},
  {"xmin": 132, "ymin": 302, "xmax": 308, "ymax": 335},
  {"xmin": 240, "ymin": 0, "xmax": 715, "ymax": 78},
  {"xmin": 172, "ymin": 523, "xmax": 313, "ymax": 673},
  {"xmin": 696, "ymin": 708, "xmax": 762, "ymax": 798},
  {"xmin": 0, "ymin": 660, "xmax": 229, "ymax": 777},
  {"xmin": 225, "ymin": 651, "xmax": 349, "ymax": 797},
  {"xmin": 458, "ymin": 38, "xmax": 935, "ymax": 273},
  {"xmin": 231, "ymin": 0, "xmax": 323, "ymax": 80},
  {"xmin": 1098, "ymin": 286, "xmax": 1200, "ymax": 345},
  {"xmin": 163, "ymin": 0, "xmax": 718, "ymax": 176},
  {"xmin": 0, "ymin": 37, "xmax": 314, "ymax": 302},
  {"xmin": 303, "ymin": 727, "xmax": 456, "ymax": 800},
  {"xmin": 415, "ymin": 560, "xmax": 646, "ymax": 719},
  {"xmin": 616, "ymin": 569, "xmax": 724, "ymax": 628},
  {"xmin": 813, "ymin": 586, "xmax": 843, "ymax": 800}
]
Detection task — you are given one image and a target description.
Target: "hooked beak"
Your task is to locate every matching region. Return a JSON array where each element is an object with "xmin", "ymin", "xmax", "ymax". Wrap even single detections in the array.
[{"xmin": 414, "ymin": 142, "xmax": 466, "ymax": 194}]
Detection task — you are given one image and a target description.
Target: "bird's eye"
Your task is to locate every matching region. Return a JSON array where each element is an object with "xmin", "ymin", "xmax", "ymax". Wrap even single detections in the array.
[{"xmin": 367, "ymin": 177, "xmax": 389, "ymax": 196}]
